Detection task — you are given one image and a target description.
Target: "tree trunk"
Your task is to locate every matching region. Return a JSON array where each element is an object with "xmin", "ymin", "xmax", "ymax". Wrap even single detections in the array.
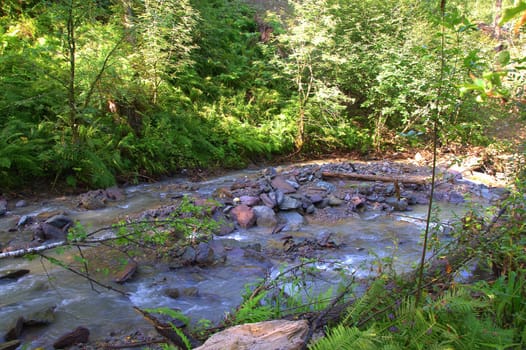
[{"xmin": 67, "ymin": 0, "xmax": 78, "ymax": 141}]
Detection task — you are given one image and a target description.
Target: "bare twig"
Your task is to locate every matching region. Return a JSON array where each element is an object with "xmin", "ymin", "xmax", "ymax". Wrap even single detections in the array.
[{"xmin": 38, "ymin": 253, "xmax": 127, "ymax": 296}]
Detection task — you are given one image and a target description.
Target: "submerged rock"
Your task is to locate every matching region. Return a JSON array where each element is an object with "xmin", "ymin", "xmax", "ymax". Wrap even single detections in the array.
[
  {"xmin": 53, "ymin": 326, "xmax": 90, "ymax": 349},
  {"xmin": 0, "ymin": 269, "xmax": 30, "ymax": 280}
]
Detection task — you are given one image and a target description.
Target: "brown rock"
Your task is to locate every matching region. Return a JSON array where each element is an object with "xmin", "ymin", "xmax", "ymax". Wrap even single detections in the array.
[
  {"xmin": 4, "ymin": 317, "xmax": 23, "ymax": 341},
  {"xmin": 271, "ymin": 176, "xmax": 296, "ymax": 194},
  {"xmin": 53, "ymin": 326, "xmax": 89, "ymax": 349},
  {"xmin": 230, "ymin": 205, "xmax": 256, "ymax": 229},
  {"xmin": 114, "ymin": 259, "xmax": 138, "ymax": 283},
  {"xmin": 194, "ymin": 319, "xmax": 308, "ymax": 350},
  {"xmin": 0, "ymin": 269, "xmax": 30, "ymax": 280}
]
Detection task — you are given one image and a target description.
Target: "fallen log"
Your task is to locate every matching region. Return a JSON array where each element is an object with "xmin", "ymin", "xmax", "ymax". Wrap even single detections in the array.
[{"xmin": 321, "ymin": 171, "xmax": 429, "ymax": 185}]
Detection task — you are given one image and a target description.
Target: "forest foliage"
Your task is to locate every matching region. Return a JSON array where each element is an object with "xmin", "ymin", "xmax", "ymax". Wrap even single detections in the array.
[{"xmin": 0, "ymin": 0, "xmax": 524, "ymax": 189}]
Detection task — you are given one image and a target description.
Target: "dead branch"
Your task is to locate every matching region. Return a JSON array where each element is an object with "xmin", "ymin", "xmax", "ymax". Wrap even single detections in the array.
[
  {"xmin": 322, "ymin": 171, "xmax": 428, "ymax": 185},
  {"xmin": 103, "ymin": 339, "xmax": 166, "ymax": 349},
  {"xmin": 0, "ymin": 241, "xmax": 66, "ymax": 259}
]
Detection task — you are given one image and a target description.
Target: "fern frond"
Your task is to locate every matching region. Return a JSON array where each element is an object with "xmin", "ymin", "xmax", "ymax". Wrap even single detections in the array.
[{"xmin": 309, "ymin": 325, "xmax": 379, "ymax": 350}]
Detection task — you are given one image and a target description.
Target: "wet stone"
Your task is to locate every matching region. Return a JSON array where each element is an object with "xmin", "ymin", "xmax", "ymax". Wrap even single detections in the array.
[
  {"xmin": 279, "ymin": 212, "xmax": 305, "ymax": 231},
  {"xmin": 238, "ymin": 195, "xmax": 259, "ymax": 207},
  {"xmin": 259, "ymin": 193, "xmax": 276, "ymax": 208},
  {"xmin": 15, "ymin": 200, "xmax": 27, "ymax": 208},
  {"xmin": 195, "ymin": 242, "xmax": 215, "ymax": 265},
  {"xmin": 0, "ymin": 269, "xmax": 30, "ymax": 280},
  {"xmin": 53, "ymin": 326, "xmax": 90, "ymax": 349},
  {"xmin": 279, "ymin": 196, "xmax": 302, "ymax": 211},
  {"xmin": 316, "ymin": 181, "xmax": 335, "ymax": 193},
  {"xmin": 271, "ymin": 176, "xmax": 296, "ymax": 194},
  {"xmin": 448, "ymin": 191, "xmax": 465, "ymax": 204},
  {"xmin": 0, "ymin": 199, "xmax": 7, "ymax": 216},
  {"xmin": 270, "ymin": 190, "xmax": 285, "ymax": 206},
  {"xmin": 230, "ymin": 204, "xmax": 256, "ymax": 229},
  {"xmin": 23, "ymin": 306, "xmax": 56, "ymax": 326},
  {"xmin": 385, "ymin": 197, "xmax": 409, "ymax": 211},
  {"xmin": 327, "ymin": 195, "xmax": 344, "ymax": 206},
  {"xmin": 252, "ymin": 206, "xmax": 278, "ymax": 227}
]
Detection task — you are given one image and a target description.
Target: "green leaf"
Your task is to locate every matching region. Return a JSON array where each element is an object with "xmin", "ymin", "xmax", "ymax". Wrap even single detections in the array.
[
  {"xmin": 497, "ymin": 50, "xmax": 511, "ymax": 66},
  {"xmin": 500, "ymin": 1, "xmax": 526, "ymax": 25}
]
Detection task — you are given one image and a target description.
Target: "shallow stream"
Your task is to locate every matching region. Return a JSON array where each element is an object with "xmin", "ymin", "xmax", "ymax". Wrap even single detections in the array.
[{"xmin": 0, "ymin": 167, "xmax": 481, "ymax": 348}]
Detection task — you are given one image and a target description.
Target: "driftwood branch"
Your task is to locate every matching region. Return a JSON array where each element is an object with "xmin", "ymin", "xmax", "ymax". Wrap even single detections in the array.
[
  {"xmin": 0, "ymin": 241, "xmax": 66, "ymax": 259},
  {"xmin": 321, "ymin": 171, "xmax": 428, "ymax": 185}
]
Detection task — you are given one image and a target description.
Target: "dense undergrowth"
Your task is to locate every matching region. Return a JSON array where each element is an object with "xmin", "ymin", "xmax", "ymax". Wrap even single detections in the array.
[{"xmin": 0, "ymin": 0, "xmax": 523, "ymax": 190}]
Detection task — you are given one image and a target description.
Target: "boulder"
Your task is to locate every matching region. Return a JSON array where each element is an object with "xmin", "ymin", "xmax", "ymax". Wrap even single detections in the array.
[
  {"xmin": 193, "ymin": 319, "xmax": 308, "ymax": 350},
  {"xmin": 230, "ymin": 205, "xmax": 256, "ymax": 229},
  {"xmin": 252, "ymin": 206, "xmax": 278, "ymax": 227}
]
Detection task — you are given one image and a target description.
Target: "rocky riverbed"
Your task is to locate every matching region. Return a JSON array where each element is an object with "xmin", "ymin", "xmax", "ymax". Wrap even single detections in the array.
[{"xmin": 0, "ymin": 153, "xmax": 516, "ymax": 349}]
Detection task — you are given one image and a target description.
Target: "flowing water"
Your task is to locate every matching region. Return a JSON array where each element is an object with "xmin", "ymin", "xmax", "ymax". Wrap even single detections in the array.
[{"xmin": 0, "ymin": 169, "xmax": 478, "ymax": 348}]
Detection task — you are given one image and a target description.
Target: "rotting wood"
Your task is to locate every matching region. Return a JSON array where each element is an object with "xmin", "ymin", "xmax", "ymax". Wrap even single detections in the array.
[{"xmin": 321, "ymin": 171, "xmax": 429, "ymax": 185}]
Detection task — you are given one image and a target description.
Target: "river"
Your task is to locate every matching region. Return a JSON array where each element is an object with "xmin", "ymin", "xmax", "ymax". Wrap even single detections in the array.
[{"xmin": 0, "ymin": 162, "xmax": 495, "ymax": 348}]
